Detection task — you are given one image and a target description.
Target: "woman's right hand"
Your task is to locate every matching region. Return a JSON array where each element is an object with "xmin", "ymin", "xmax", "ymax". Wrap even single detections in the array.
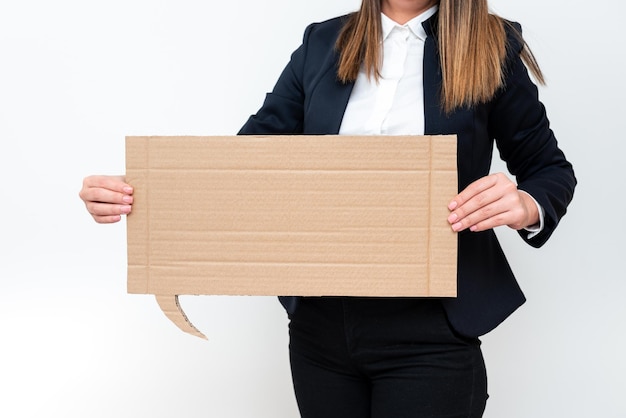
[{"xmin": 79, "ymin": 175, "xmax": 134, "ymax": 224}]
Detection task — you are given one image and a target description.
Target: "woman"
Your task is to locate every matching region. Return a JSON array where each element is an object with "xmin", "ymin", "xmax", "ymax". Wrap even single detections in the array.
[{"xmin": 80, "ymin": 0, "xmax": 576, "ymax": 416}]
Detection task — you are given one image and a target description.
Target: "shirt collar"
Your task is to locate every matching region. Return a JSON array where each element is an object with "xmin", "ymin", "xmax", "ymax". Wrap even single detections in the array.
[{"xmin": 381, "ymin": 5, "xmax": 438, "ymax": 41}]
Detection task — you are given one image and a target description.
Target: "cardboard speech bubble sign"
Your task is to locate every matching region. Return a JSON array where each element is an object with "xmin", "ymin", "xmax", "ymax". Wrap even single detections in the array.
[{"xmin": 126, "ymin": 135, "xmax": 458, "ymax": 339}]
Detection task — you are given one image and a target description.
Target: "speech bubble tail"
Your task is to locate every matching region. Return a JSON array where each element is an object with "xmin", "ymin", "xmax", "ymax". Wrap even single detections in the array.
[{"xmin": 155, "ymin": 295, "xmax": 207, "ymax": 340}]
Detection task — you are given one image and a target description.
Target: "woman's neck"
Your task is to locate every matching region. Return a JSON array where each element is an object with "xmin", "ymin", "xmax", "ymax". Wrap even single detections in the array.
[{"xmin": 380, "ymin": 0, "xmax": 438, "ymax": 25}]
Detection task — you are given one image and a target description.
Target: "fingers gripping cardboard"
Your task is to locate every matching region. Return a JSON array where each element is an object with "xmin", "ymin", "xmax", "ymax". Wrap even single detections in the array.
[{"xmin": 126, "ymin": 135, "xmax": 458, "ymax": 338}]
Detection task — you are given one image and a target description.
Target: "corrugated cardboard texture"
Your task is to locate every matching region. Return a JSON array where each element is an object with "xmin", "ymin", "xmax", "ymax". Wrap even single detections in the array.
[{"xmin": 126, "ymin": 135, "xmax": 458, "ymax": 338}]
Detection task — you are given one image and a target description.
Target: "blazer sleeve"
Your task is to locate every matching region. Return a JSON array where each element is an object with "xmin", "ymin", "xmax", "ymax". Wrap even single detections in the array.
[
  {"xmin": 488, "ymin": 22, "xmax": 577, "ymax": 248},
  {"xmin": 237, "ymin": 25, "xmax": 313, "ymax": 135}
]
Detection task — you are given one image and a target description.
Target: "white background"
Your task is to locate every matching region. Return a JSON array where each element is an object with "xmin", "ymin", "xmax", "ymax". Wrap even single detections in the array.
[{"xmin": 0, "ymin": 0, "xmax": 624, "ymax": 417}]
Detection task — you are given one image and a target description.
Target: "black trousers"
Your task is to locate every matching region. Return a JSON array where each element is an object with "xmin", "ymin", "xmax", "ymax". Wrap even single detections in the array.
[{"xmin": 288, "ymin": 297, "xmax": 488, "ymax": 418}]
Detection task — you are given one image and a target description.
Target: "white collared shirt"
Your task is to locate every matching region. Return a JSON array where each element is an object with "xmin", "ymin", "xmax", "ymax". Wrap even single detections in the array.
[{"xmin": 338, "ymin": 6, "xmax": 438, "ymax": 136}]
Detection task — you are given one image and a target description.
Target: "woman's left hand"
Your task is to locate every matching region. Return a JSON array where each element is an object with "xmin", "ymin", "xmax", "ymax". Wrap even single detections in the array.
[{"xmin": 447, "ymin": 172, "xmax": 539, "ymax": 233}]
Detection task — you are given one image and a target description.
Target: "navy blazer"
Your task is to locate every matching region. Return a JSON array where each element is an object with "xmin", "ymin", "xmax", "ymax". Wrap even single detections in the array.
[{"xmin": 238, "ymin": 13, "xmax": 576, "ymax": 338}]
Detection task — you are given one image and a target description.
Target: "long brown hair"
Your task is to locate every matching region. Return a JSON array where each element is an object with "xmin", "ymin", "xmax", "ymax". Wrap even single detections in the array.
[{"xmin": 336, "ymin": 0, "xmax": 544, "ymax": 113}]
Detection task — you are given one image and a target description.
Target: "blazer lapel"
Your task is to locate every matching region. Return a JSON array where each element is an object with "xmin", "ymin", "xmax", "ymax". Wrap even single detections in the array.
[
  {"xmin": 422, "ymin": 12, "xmax": 447, "ymax": 136},
  {"xmin": 304, "ymin": 63, "xmax": 354, "ymax": 135}
]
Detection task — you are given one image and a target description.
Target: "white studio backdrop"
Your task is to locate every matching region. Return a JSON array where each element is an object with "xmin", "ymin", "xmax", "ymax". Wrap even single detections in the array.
[{"xmin": 0, "ymin": 1, "xmax": 624, "ymax": 417}]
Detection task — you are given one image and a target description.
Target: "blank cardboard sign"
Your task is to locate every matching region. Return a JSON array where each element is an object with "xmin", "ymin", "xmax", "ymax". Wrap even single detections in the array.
[{"xmin": 126, "ymin": 135, "xmax": 458, "ymax": 339}]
